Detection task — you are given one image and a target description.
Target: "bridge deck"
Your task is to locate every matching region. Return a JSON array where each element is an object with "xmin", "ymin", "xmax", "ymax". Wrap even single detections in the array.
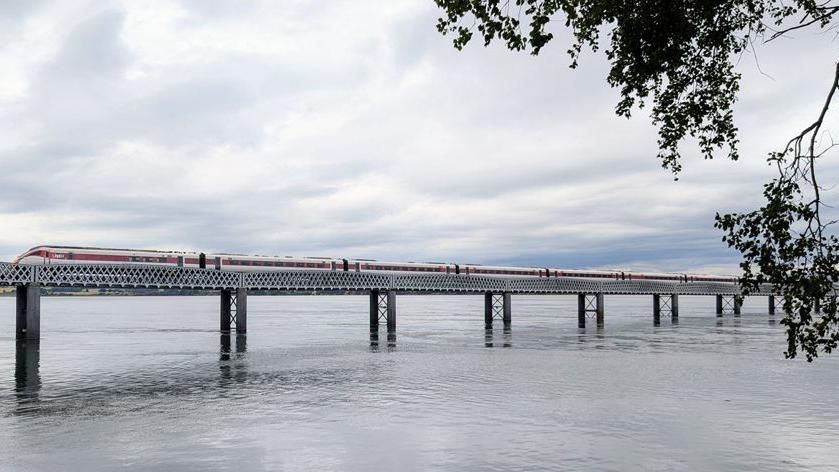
[{"xmin": 0, "ymin": 263, "xmax": 766, "ymax": 296}]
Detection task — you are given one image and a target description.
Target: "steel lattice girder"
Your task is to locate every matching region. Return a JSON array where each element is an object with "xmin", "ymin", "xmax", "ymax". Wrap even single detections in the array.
[{"xmin": 0, "ymin": 263, "xmax": 778, "ymax": 296}]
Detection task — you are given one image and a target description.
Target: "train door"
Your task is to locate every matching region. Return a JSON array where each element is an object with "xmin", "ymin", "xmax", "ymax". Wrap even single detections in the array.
[
  {"xmin": 214, "ymin": 256, "xmax": 222, "ymax": 270},
  {"xmin": 199, "ymin": 253, "xmax": 206, "ymax": 269},
  {"xmin": 177, "ymin": 256, "xmax": 184, "ymax": 267}
]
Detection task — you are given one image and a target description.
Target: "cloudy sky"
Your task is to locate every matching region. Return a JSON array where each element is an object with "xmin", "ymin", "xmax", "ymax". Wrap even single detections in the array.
[{"xmin": 0, "ymin": 1, "xmax": 836, "ymax": 273}]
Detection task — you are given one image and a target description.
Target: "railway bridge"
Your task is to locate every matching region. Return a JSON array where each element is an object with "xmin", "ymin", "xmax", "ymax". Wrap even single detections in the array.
[{"xmin": 0, "ymin": 262, "xmax": 776, "ymax": 341}]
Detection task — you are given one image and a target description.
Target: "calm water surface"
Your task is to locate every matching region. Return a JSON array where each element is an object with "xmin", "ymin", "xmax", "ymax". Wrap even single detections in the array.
[{"xmin": 0, "ymin": 295, "xmax": 837, "ymax": 471}]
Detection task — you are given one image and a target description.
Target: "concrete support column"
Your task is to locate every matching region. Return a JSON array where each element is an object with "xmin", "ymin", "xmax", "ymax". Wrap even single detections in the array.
[
  {"xmin": 671, "ymin": 295, "xmax": 679, "ymax": 322},
  {"xmin": 370, "ymin": 290, "xmax": 381, "ymax": 332},
  {"xmin": 235, "ymin": 288, "xmax": 247, "ymax": 334},
  {"xmin": 502, "ymin": 292, "xmax": 511, "ymax": 328},
  {"xmin": 734, "ymin": 295, "xmax": 742, "ymax": 315},
  {"xmin": 577, "ymin": 293, "xmax": 586, "ymax": 328},
  {"xmin": 653, "ymin": 294, "xmax": 662, "ymax": 325},
  {"xmin": 386, "ymin": 291, "xmax": 396, "ymax": 333},
  {"xmin": 768, "ymin": 295, "xmax": 775, "ymax": 316},
  {"xmin": 716, "ymin": 295, "xmax": 723, "ymax": 317},
  {"xmin": 484, "ymin": 293, "xmax": 493, "ymax": 329},
  {"xmin": 220, "ymin": 289, "xmax": 232, "ymax": 332},
  {"xmin": 596, "ymin": 293, "xmax": 604, "ymax": 328},
  {"xmin": 15, "ymin": 284, "xmax": 40, "ymax": 340}
]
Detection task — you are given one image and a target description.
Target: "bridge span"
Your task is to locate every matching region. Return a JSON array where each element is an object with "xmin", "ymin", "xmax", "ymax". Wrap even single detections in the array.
[{"xmin": 1, "ymin": 262, "xmax": 774, "ymax": 340}]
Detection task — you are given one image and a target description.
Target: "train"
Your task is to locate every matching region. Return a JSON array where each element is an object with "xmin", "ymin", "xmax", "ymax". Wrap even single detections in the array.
[{"xmin": 11, "ymin": 245, "xmax": 736, "ymax": 283}]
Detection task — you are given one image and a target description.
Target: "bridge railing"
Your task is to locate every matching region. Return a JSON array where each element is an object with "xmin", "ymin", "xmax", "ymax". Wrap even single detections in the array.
[
  {"xmin": 0, "ymin": 263, "xmax": 775, "ymax": 296},
  {"xmin": 35, "ymin": 264, "xmax": 242, "ymax": 289},
  {"xmin": 243, "ymin": 270, "xmax": 390, "ymax": 291},
  {"xmin": 0, "ymin": 263, "xmax": 34, "ymax": 285}
]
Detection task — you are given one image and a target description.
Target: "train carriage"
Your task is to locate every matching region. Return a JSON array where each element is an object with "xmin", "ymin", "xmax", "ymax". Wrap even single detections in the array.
[{"xmin": 12, "ymin": 245, "xmax": 735, "ymax": 283}]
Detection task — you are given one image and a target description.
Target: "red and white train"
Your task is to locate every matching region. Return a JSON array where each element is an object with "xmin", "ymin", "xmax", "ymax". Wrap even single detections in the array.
[{"xmin": 12, "ymin": 245, "xmax": 735, "ymax": 283}]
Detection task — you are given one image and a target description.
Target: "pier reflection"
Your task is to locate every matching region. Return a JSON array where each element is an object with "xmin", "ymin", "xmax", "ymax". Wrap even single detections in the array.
[
  {"xmin": 484, "ymin": 327, "xmax": 512, "ymax": 348},
  {"xmin": 369, "ymin": 332, "xmax": 397, "ymax": 351},
  {"xmin": 219, "ymin": 334, "xmax": 247, "ymax": 384},
  {"xmin": 15, "ymin": 340, "xmax": 41, "ymax": 407}
]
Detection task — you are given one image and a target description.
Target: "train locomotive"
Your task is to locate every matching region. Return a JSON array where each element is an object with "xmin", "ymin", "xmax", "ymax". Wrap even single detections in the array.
[{"xmin": 12, "ymin": 245, "xmax": 736, "ymax": 283}]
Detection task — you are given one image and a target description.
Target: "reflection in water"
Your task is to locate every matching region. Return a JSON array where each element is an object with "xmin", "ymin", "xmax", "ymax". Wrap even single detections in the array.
[
  {"xmin": 220, "ymin": 333, "xmax": 231, "ymax": 360},
  {"xmin": 219, "ymin": 334, "xmax": 248, "ymax": 385},
  {"xmin": 15, "ymin": 340, "xmax": 41, "ymax": 407},
  {"xmin": 2, "ymin": 296, "xmax": 837, "ymax": 472},
  {"xmin": 369, "ymin": 332, "xmax": 397, "ymax": 351},
  {"xmin": 484, "ymin": 328, "xmax": 512, "ymax": 348}
]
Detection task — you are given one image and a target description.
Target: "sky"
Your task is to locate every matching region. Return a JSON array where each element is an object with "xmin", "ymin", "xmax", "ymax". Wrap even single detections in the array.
[{"xmin": 0, "ymin": 0, "xmax": 837, "ymax": 274}]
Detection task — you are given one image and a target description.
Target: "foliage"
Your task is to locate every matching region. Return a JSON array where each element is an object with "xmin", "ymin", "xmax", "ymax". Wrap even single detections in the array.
[
  {"xmin": 715, "ymin": 64, "xmax": 839, "ymax": 360},
  {"xmin": 434, "ymin": 0, "xmax": 839, "ymax": 359}
]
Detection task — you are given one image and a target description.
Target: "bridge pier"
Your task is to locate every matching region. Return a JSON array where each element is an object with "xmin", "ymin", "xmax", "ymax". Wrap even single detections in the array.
[
  {"xmin": 484, "ymin": 292, "xmax": 511, "ymax": 329},
  {"xmin": 716, "ymin": 295, "xmax": 742, "ymax": 316},
  {"xmin": 235, "ymin": 288, "xmax": 247, "ymax": 334},
  {"xmin": 15, "ymin": 284, "xmax": 40, "ymax": 340},
  {"xmin": 220, "ymin": 289, "xmax": 232, "ymax": 332},
  {"xmin": 220, "ymin": 288, "xmax": 247, "ymax": 334},
  {"xmin": 370, "ymin": 290, "xmax": 396, "ymax": 333},
  {"xmin": 577, "ymin": 293, "xmax": 604, "ymax": 328},
  {"xmin": 653, "ymin": 294, "xmax": 679, "ymax": 325}
]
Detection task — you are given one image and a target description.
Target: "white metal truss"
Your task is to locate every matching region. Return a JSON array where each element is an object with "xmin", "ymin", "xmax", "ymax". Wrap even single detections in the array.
[
  {"xmin": 0, "ymin": 262, "xmax": 776, "ymax": 296},
  {"xmin": 376, "ymin": 293, "xmax": 389, "ymax": 323},
  {"xmin": 0, "ymin": 263, "xmax": 33, "ymax": 285},
  {"xmin": 659, "ymin": 296, "xmax": 673, "ymax": 315},
  {"xmin": 490, "ymin": 294, "xmax": 505, "ymax": 321},
  {"xmin": 583, "ymin": 294, "xmax": 600, "ymax": 319},
  {"xmin": 720, "ymin": 296, "xmax": 738, "ymax": 315},
  {"xmin": 34, "ymin": 263, "xmax": 241, "ymax": 289},
  {"xmin": 229, "ymin": 291, "xmax": 239, "ymax": 329}
]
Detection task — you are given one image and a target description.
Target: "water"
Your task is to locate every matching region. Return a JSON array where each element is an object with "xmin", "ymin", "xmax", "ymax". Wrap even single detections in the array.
[{"xmin": 0, "ymin": 294, "xmax": 837, "ymax": 471}]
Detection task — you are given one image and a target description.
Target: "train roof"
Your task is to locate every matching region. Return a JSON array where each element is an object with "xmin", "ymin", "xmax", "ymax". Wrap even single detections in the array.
[{"xmin": 23, "ymin": 245, "xmax": 190, "ymax": 254}]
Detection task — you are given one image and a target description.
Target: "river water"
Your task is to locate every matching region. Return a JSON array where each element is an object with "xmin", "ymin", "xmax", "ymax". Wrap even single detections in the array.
[{"xmin": 0, "ymin": 295, "xmax": 837, "ymax": 471}]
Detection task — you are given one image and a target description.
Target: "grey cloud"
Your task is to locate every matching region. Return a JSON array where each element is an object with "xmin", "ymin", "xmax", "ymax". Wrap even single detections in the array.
[{"xmin": 0, "ymin": 0, "xmax": 832, "ymax": 274}]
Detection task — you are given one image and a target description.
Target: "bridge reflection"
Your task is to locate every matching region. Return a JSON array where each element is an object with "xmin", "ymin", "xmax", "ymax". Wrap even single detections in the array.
[
  {"xmin": 219, "ymin": 334, "xmax": 248, "ymax": 385},
  {"xmin": 15, "ymin": 340, "xmax": 41, "ymax": 409},
  {"xmin": 369, "ymin": 332, "xmax": 396, "ymax": 351},
  {"xmin": 484, "ymin": 327, "xmax": 512, "ymax": 348}
]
